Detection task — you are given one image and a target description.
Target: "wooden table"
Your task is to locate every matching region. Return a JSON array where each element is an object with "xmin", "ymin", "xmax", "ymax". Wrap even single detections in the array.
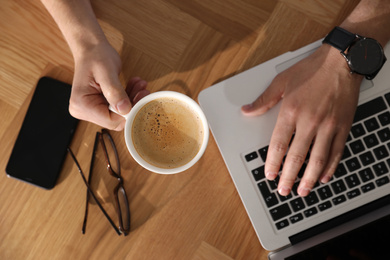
[{"xmin": 0, "ymin": 1, "xmax": 359, "ymax": 259}]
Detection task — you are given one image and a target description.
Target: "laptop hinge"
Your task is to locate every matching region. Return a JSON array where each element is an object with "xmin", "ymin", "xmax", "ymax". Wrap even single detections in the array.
[{"xmin": 289, "ymin": 194, "xmax": 390, "ymax": 245}]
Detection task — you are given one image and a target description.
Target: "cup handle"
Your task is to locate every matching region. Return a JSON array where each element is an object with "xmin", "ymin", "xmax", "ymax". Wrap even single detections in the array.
[{"xmin": 109, "ymin": 105, "xmax": 128, "ymax": 118}]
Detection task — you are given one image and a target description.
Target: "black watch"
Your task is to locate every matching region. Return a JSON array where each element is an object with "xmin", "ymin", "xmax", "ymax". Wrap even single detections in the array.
[{"xmin": 323, "ymin": 26, "xmax": 387, "ymax": 80}]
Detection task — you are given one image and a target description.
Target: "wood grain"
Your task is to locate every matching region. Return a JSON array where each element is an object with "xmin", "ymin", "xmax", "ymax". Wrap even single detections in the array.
[{"xmin": 0, "ymin": 0, "xmax": 359, "ymax": 259}]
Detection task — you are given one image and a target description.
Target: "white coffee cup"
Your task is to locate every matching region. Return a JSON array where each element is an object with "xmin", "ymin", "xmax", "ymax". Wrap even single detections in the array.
[{"xmin": 111, "ymin": 91, "xmax": 209, "ymax": 174}]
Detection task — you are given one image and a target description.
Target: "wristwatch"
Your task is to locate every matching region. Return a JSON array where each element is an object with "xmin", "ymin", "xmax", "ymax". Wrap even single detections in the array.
[{"xmin": 323, "ymin": 26, "xmax": 387, "ymax": 80}]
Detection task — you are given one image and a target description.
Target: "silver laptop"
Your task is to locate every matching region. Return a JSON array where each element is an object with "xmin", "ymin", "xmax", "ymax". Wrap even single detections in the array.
[{"xmin": 198, "ymin": 39, "xmax": 390, "ymax": 259}]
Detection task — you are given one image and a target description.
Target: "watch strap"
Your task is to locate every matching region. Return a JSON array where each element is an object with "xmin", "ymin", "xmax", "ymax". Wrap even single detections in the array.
[{"xmin": 323, "ymin": 26, "xmax": 357, "ymax": 52}]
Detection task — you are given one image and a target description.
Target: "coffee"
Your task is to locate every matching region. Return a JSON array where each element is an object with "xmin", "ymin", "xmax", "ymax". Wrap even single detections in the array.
[{"xmin": 132, "ymin": 97, "xmax": 204, "ymax": 169}]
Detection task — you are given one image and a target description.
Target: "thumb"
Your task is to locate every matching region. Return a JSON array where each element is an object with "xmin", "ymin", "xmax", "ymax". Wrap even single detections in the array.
[
  {"xmin": 99, "ymin": 75, "xmax": 132, "ymax": 116},
  {"xmin": 241, "ymin": 82, "xmax": 284, "ymax": 117}
]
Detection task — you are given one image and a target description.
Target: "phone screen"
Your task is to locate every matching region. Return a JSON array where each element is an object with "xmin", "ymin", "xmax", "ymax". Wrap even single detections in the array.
[{"xmin": 6, "ymin": 77, "xmax": 79, "ymax": 189}]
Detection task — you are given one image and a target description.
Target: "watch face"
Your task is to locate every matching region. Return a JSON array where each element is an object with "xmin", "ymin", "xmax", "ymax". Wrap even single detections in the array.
[{"xmin": 346, "ymin": 38, "xmax": 385, "ymax": 76}]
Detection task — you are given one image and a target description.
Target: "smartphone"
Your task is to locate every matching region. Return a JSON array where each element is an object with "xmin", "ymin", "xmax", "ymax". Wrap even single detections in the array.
[{"xmin": 6, "ymin": 77, "xmax": 79, "ymax": 189}]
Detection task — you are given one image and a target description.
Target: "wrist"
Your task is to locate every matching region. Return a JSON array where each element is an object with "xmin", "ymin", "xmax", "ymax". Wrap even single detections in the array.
[
  {"xmin": 339, "ymin": 23, "xmax": 389, "ymax": 48},
  {"xmin": 322, "ymin": 26, "xmax": 386, "ymax": 80},
  {"xmin": 339, "ymin": 0, "xmax": 390, "ymax": 47},
  {"xmin": 317, "ymin": 44, "xmax": 353, "ymax": 74},
  {"xmin": 318, "ymin": 44, "xmax": 364, "ymax": 83},
  {"xmin": 68, "ymin": 31, "xmax": 109, "ymax": 59}
]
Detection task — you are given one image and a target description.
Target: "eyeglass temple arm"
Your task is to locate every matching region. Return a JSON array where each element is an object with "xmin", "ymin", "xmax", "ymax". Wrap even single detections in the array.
[
  {"xmin": 67, "ymin": 148, "xmax": 121, "ymax": 235},
  {"xmin": 82, "ymin": 132, "xmax": 100, "ymax": 234}
]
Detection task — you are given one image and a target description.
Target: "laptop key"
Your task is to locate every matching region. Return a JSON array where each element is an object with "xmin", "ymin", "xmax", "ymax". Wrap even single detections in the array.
[
  {"xmin": 292, "ymin": 182, "xmax": 300, "ymax": 196},
  {"xmin": 252, "ymin": 166, "xmax": 265, "ymax": 181},
  {"xmin": 377, "ymin": 127, "xmax": 390, "ymax": 142},
  {"xmin": 364, "ymin": 118, "xmax": 380, "ymax": 132},
  {"xmin": 350, "ymin": 139, "xmax": 365, "ymax": 154},
  {"xmin": 359, "ymin": 151, "xmax": 375, "ymax": 166},
  {"xmin": 331, "ymin": 180, "xmax": 347, "ymax": 194},
  {"xmin": 345, "ymin": 173, "xmax": 361, "ymax": 188},
  {"xmin": 363, "ymin": 134, "xmax": 379, "ymax": 148},
  {"xmin": 264, "ymin": 194, "xmax": 278, "ymax": 208},
  {"xmin": 317, "ymin": 186, "xmax": 333, "ymax": 200},
  {"xmin": 351, "ymin": 123, "xmax": 366, "ymax": 138},
  {"xmin": 278, "ymin": 193, "xmax": 292, "ymax": 202},
  {"xmin": 258, "ymin": 146, "xmax": 268, "ymax": 162},
  {"xmin": 361, "ymin": 182, "xmax": 375, "ymax": 193},
  {"xmin": 258, "ymin": 181, "xmax": 278, "ymax": 208},
  {"xmin": 290, "ymin": 213, "xmax": 304, "ymax": 224},
  {"xmin": 345, "ymin": 157, "xmax": 361, "ymax": 172},
  {"xmin": 268, "ymin": 176, "xmax": 279, "ymax": 190},
  {"xmin": 378, "ymin": 112, "xmax": 390, "ymax": 126},
  {"xmin": 275, "ymin": 219, "xmax": 289, "ymax": 230},
  {"xmin": 385, "ymin": 92, "xmax": 390, "ymax": 106},
  {"xmin": 270, "ymin": 203, "xmax": 292, "ymax": 221},
  {"xmin": 290, "ymin": 198, "xmax": 305, "ymax": 212},
  {"xmin": 373, "ymin": 161, "xmax": 388, "ymax": 176},
  {"xmin": 358, "ymin": 168, "xmax": 375, "ymax": 182},
  {"xmin": 304, "ymin": 192, "xmax": 319, "ymax": 206},
  {"xmin": 318, "ymin": 201, "xmax": 332, "ymax": 211},
  {"xmin": 245, "ymin": 151, "xmax": 258, "ymax": 162},
  {"xmin": 334, "ymin": 163, "xmax": 347, "ymax": 178},
  {"xmin": 376, "ymin": 176, "xmax": 390, "ymax": 187},
  {"xmin": 347, "ymin": 188, "xmax": 361, "ymax": 199},
  {"xmin": 332, "ymin": 195, "xmax": 347, "ymax": 205},
  {"xmin": 373, "ymin": 145, "xmax": 389, "ymax": 160},
  {"xmin": 342, "ymin": 146, "xmax": 352, "ymax": 160},
  {"xmin": 304, "ymin": 207, "xmax": 318, "ymax": 218}
]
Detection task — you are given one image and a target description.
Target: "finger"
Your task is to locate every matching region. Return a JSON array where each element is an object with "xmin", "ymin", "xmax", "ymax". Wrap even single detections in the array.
[
  {"xmin": 241, "ymin": 78, "xmax": 284, "ymax": 117},
  {"xmin": 278, "ymin": 129, "xmax": 313, "ymax": 196},
  {"xmin": 96, "ymin": 70, "xmax": 132, "ymax": 116},
  {"xmin": 265, "ymin": 117, "xmax": 295, "ymax": 182},
  {"xmin": 319, "ymin": 130, "xmax": 349, "ymax": 183},
  {"xmin": 132, "ymin": 89, "xmax": 150, "ymax": 105},
  {"xmin": 69, "ymin": 86, "xmax": 126, "ymax": 131},
  {"xmin": 125, "ymin": 77, "xmax": 148, "ymax": 102},
  {"xmin": 298, "ymin": 126, "xmax": 336, "ymax": 196}
]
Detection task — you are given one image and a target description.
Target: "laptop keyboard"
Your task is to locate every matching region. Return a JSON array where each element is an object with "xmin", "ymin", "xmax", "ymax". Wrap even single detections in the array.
[{"xmin": 245, "ymin": 92, "xmax": 390, "ymax": 231}]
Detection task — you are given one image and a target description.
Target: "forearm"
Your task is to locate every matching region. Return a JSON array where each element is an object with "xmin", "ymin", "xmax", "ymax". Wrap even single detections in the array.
[
  {"xmin": 41, "ymin": 0, "xmax": 108, "ymax": 58},
  {"xmin": 341, "ymin": 0, "xmax": 390, "ymax": 46}
]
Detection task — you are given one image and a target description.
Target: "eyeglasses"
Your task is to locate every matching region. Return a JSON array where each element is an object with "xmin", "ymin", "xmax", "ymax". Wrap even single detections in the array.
[{"xmin": 68, "ymin": 129, "xmax": 130, "ymax": 236}]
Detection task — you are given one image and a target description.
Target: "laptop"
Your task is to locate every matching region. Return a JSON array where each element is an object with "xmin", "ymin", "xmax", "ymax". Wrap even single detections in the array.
[{"xmin": 198, "ymin": 39, "xmax": 390, "ymax": 259}]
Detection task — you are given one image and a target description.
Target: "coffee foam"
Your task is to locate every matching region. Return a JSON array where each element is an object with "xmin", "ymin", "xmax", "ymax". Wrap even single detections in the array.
[{"xmin": 132, "ymin": 97, "xmax": 204, "ymax": 169}]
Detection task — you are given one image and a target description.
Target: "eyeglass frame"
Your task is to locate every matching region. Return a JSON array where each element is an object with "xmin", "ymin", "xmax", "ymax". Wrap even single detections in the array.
[{"xmin": 68, "ymin": 129, "xmax": 130, "ymax": 236}]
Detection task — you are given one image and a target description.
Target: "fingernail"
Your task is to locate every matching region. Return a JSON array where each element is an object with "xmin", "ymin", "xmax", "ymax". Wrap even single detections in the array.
[
  {"xmin": 117, "ymin": 99, "xmax": 131, "ymax": 114},
  {"xmin": 278, "ymin": 186, "xmax": 291, "ymax": 196},
  {"xmin": 320, "ymin": 175, "xmax": 331, "ymax": 184},
  {"xmin": 266, "ymin": 171, "xmax": 277, "ymax": 179},
  {"xmin": 138, "ymin": 80, "xmax": 147, "ymax": 87},
  {"xmin": 298, "ymin": 187, "xmax": 311, "ymax": 197},
  {"xmin": 242, "ymin": 104, "xmax": 253, "ymax": 111}
]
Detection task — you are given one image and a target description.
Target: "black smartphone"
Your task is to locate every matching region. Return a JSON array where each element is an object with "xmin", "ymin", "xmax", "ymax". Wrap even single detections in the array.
[{"xmin": 6, "ymin": 77, "xmax": 79, "ymax": 189}]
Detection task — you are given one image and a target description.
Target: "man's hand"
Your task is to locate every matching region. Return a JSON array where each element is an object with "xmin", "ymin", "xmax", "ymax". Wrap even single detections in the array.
[
  {"xmin": 242, "ymin": 45, "xmax": 363, "ymax": 197},
  {"xmin": 69, "ymin": 41, "xmax": 149, "ymax": 130}
]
